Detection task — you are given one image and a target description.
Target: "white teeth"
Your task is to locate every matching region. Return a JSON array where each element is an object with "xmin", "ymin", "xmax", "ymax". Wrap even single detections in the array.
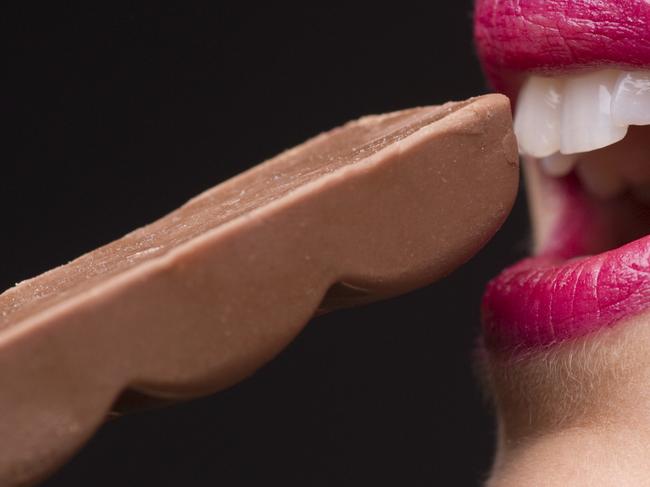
[
  {"xmin": 514, "ymin": 77, "xmax": 564, "ymax": 158},
  {"xmin": 611, "ymin": 71, "xmax": 650, "ymax": 126},
  {"xmin": 560, "ymin": 70, "xmax": 628, "ymax": 154},
  {"xmin": 514, "ymin": 68, "xmax": 650, "ymax": 183},
  {"xmin": 539, "ymin": 153, "xmax": 578, "ymax": 177}
]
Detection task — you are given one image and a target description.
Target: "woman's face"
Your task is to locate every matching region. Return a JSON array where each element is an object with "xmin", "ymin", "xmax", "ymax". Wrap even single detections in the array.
[{"xmin": 475, "ymin": 1, "xmax": 650, "ymax": 484}]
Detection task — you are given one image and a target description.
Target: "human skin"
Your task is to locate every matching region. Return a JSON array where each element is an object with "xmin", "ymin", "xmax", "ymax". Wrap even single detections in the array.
[
  {"xmin": 481, "ymin": 311, "xmax": 650, "ymax": 486},
  {"xmin": 474, "ymin": 1, "xmax": 650, "ymax": 485}
]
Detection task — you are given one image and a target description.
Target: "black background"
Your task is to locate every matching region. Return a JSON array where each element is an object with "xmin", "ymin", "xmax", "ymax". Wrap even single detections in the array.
[{"xmin": 5, "ymin": 3, "xmax": 529, "ymax": 486}]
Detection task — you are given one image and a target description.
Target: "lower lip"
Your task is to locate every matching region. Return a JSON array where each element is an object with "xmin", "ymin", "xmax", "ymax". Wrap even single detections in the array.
[
  {"xmin": 482, "ymin": 229, "xmax": 650, "ymax": 352},
  {"xmin": 482, "ymin": 170, "xmax": 650, "ymax": 351}
]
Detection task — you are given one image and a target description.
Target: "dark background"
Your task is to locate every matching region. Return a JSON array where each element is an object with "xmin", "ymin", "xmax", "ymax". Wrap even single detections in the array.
[{"xmin": 5, "ymin": 3, "xmax": 529, "ymax": 486}]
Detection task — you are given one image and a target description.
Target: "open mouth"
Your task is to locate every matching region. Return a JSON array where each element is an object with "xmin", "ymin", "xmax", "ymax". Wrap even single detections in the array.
[{"xmin": 475, "ymin": 0, "xmax": 650, "ymax": 351}]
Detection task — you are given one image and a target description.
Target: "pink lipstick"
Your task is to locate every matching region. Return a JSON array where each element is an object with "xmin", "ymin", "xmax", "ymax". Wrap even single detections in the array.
[
  {"xmin": 483, "ymin": 236, "xmax": 650, "ymax": 350},
  {"xmin": 475, "ymin": 0, "xmax": 650, "ymax": 96}
]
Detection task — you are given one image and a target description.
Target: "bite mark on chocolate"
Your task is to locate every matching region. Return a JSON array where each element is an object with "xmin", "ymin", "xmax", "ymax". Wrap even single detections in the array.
[{"xmin": 0, "ymin": 94, "xmax": 518, "ymax": 486}]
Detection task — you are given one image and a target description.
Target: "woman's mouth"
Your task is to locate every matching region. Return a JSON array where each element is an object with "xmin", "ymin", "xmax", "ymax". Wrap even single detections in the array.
[{"xmin": 475, "ymin": 0, "xmax": 650, "ymax": 351}]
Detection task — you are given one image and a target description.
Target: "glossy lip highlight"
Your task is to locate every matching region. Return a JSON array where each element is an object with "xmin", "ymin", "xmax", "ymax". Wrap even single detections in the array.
[{"xmin": 474, "ymin": 0, "xmax": 650, "ymax": 96}]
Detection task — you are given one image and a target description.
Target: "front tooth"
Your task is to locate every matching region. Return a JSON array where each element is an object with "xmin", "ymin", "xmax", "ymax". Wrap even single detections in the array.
[
  {"xmin": 560, "ymin": 70, "xmax": 628, "ymax": 154},
  {"xmin": 514, "ymin": 76, "xmax": 563, "ymax": 158},
  {"xmin": 540, "ymin": 152, "xmax": 579, "ymax": 177},
  {"xmin": 611, "ymin": 71, "xmax": 650, "ymax": 126}
]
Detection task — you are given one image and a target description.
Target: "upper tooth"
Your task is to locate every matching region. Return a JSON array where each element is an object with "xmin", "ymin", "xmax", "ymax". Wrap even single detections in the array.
[
  {"xmin": 514, "ymin": 69, "xmax": 650, "ymax": 179},
  {"xmin": 560, "ymin": 70, "xmax": 628, "ymax": 154},
  {"xmin": 514, "ymin": 76, "xmax": 564, "ymax": 158},
  {"xmin": 611, "ymin": 71, "xmax": 650, "ymax": 126},
  {"xmin": 539, "ymin": 153, "xmax": 578, "ymax": 177}
]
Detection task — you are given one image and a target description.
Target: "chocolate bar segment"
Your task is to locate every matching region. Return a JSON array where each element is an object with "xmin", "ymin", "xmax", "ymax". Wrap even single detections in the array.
[{"xmin": 0, "ymin": 94, "xmax": 518, "ymax": 486}]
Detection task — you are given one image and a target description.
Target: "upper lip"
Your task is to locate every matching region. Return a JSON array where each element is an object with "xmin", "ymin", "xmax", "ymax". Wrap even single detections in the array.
[{"xmin": 474, "ymin": 0, "xmax": 650, "ymax": 96}]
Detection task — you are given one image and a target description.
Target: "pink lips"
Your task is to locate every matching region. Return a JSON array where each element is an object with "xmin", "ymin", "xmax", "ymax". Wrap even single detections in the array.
[
  {"xmin": 482, "ymin": 239, "xmax": 650, "ymax": 350},
  {"xmin": 482, "ymin": 174, "xmax": 650, "ymax": 350},
  {"xmin": 475, "ymin": 0, "xmax": 650, "ymax": 351},
  {"xmin": 474, "ymin": 0, "xmax": 650, "ymax": 95}
]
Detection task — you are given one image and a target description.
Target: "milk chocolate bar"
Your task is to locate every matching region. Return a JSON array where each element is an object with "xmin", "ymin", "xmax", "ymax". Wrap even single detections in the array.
[{"xmin": 0, "ymin": 94, "xmax": 518, "ymax": 486}]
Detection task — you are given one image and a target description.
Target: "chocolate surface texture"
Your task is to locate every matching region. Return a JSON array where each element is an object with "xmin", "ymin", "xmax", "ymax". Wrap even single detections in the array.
[{"xmin": 0, "ymin": 94, "xmax": 518, "ymax": 486}]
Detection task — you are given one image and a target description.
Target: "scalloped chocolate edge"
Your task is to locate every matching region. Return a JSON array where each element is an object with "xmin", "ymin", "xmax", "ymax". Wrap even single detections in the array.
[{"xmin": 0, "ymin": 94, "xmax": 518, "ymax": 486}]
